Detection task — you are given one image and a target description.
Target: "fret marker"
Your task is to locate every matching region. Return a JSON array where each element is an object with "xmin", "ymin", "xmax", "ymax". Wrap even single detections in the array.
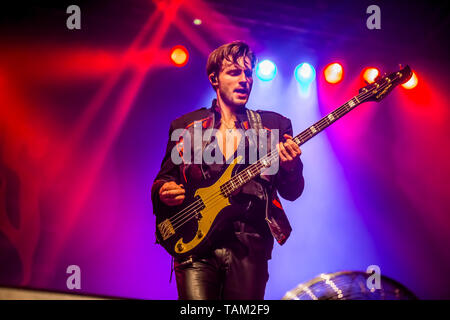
[
  {"xmin": 328, "ymin": 114, "xmax": 335, "ymax": 121},
  {"xmin": 311, "ymin": 126, "xmax": 317, "ymax": 134},
  {"xmin": 261, "ymin": 159, "xmax": 271, "ymax": 168},
  {"xmin": 348, "ymin": 100, "xmax": 356, "ymax": 108}
]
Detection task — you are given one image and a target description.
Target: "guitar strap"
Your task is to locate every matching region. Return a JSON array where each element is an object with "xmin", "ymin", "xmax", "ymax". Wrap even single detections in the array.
[
  {"xmin": 246, "ymin": 109, "xmax": 278, "ymax": 234},
  {"xmin": 245, "ymin": 108, "xmax": 266, "ymax": 156},
  {"xmin": 246, "ymin": 109, "xmax": 272, "ymax": 181},
  {"xmin": 246, "ymin": 108, "xmax": 263, "ymax": 134}
]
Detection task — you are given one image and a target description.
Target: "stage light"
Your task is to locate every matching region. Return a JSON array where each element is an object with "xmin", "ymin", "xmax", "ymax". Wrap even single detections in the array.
[
  {"xmin": 401, "ymin": 71, "xmax": 418, "ymax": 89},
  {"xmin": 256, "ymin": 59, "xmax": 277, "ymax": 81},
  {"xmin": 193, "ymin": 19, "xmax": 202, "ymax": 25},
  {"xmin": 170, "ymin": 45, "xmax": 189, "ymax": 67},
  {"xmin": 324, "ymin": 63, "xmax": 344, "ymax": 84},
  {"xmin": 362, "ymin": 67, "xmax": 379, "ymax": 84},
  {"xmin": 295, "ymin": 63, "xmax": 316, "ymax": 85}
]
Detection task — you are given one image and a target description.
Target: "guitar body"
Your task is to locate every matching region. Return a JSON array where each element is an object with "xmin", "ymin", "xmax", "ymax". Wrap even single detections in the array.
[{"xmin": 155, "ymin": 157, "xmax": 244, "ymax": 260}]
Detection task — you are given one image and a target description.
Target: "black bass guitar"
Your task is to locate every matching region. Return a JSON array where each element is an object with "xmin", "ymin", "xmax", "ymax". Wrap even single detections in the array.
[{"xmin": 156, "ymin": 65, "xmax": 412, "ymax": 259}]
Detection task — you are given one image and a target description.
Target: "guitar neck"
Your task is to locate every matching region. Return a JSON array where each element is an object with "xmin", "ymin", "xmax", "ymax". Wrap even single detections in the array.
[
  {"xmin": 293, "ymin": 92, "xmax": 365, "ymax": 146},
  {"xmin": 221, "ymin": 91, "xmax": 370, "ymax": 196}
]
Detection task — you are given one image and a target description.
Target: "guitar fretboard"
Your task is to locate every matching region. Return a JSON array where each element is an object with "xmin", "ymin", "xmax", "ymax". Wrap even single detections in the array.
[{"xmin": 220, "ymin": 90, "xmax": 370, "ymax": 197}]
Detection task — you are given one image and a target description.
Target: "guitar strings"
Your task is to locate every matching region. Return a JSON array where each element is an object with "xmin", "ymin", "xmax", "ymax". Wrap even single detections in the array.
[
  {"xmin": 169, "ymin": 92, "xmax": 372, "ymax": 232},
  {"xmin": 165, "ymin": 77, "xmax": 398, "ymax": 231},
  {"xmin": 170, "ymin": 152, "xmax": 281, "ymax": 231},
  {"xmin": 169, "ymin": 111, "xmax": 337, "ymax": 229},
  {"xmin": 169, "ymin": 138, "xmax": 287, "ymax": 229},
  {"xmin": 168, "ymin": 78, "xmax": 394, "ymax": 230}
]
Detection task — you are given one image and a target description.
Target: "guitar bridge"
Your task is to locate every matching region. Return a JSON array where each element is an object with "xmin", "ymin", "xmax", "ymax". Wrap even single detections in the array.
[{"xmin": 158, "ymin": 219, "xmax": 175, "ymax": 241}]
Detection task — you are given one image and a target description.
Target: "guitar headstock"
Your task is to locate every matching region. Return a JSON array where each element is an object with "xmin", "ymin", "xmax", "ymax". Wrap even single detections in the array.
[{"xmin": 359, "ymin": 65, "xmax": 413, "ymax": 102}]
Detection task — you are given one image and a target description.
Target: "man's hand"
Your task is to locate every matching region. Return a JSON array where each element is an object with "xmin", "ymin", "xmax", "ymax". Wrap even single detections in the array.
[
  {"xmin": 278, "ymin": 134, "xmax": 302, "ymax": 171},
  {"xmin": 159, "ymin": 181, "xmax": 185, "ymax": 206}
]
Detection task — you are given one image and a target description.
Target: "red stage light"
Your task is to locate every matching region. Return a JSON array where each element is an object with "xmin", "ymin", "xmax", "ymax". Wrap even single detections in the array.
[
  {"xmin": 324, "ymin": 63, "xmax": 344, "ymax": 84},
  {"xmin": 402, "ymin": 71, "xmax": 418, "ymax": 89},
  {"xmin": 362, "ymin": 67, "xmax": 379, "ymax": 84},
  {"xmin": 170, "ymin": 45, "xmax": 189, "ymax": 67}
]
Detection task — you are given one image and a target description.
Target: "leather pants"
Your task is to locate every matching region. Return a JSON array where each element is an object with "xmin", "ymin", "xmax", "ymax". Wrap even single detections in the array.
[{"xmin": 174, "ymin": 229, "xmax": 271, "ymax": 300}]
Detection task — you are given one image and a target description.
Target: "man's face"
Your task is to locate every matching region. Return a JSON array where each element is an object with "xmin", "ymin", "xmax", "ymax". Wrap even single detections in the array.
[{"xmin": 215, "ymin": 56, "xmax": 253, "ymax": 108}]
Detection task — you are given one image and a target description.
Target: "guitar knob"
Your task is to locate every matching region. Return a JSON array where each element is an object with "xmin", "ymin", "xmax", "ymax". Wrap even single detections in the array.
[
  {"xmin": 197, "ymin": 230, "xmax": 203, "ymax": 238},
  {"xmin": 177, "ymin": 243, "xmax": 184, "ymax": 252}
]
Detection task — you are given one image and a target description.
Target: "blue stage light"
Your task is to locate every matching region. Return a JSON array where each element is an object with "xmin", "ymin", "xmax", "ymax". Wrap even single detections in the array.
[
  {"xmin": 294, "ymin": 63, "xmax": 316, "ymax": 85},
  {"xmin": 256, "ymin": 59, "xmax": 277, "ymax": 81}
]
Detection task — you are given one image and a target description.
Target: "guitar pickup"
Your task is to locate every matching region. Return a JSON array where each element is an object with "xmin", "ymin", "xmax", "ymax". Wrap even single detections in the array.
[{"xmin": 158, "ymin": 219, "xmax": 175, "ymax": 241}]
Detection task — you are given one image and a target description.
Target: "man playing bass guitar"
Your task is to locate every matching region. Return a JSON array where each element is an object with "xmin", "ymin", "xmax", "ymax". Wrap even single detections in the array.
[{"xmin": 151, "ymin": 41, "xmax": 304, "ymax": 300}]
